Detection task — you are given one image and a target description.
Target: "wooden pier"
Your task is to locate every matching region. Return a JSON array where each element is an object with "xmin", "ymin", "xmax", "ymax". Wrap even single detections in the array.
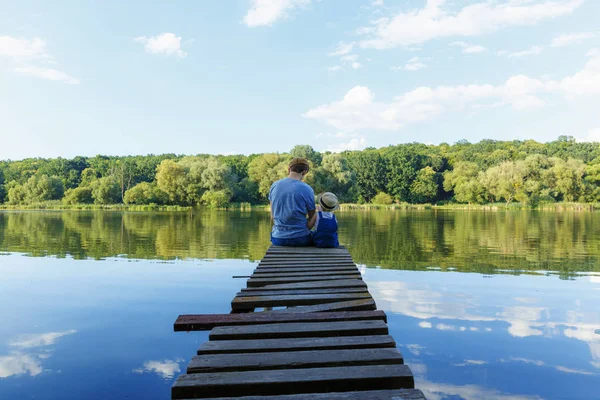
[{"xmin": 172, "ymin": 245, "xmax": 426, "ymax": 399}]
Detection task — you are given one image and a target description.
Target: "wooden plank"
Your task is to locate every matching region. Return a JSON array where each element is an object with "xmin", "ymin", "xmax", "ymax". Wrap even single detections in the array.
[
  {"xmin": 175, "ymin": 311, "xmax": 387, "ymax": 331},
  {"xmin": 187, "ymin": 348, "xmax": 404, "ymax": 373},
  {"xmin": 198, "ymin": 335, "xmax": 397, "ymax": 355},
  {"xmin": 209, "ymin": 320, "xmax": 388, "ymax": 340},
  {"xmin": 171, "ymin": 365, "xmax": 414, "ymax": 398},
  {"xmin": 254, "ymin": 267, "xmax": 358, "ymax": 273},
  {"xmin": 250, "ymin": 271, "xmax": 360, "ymax": 278},
  {"xmin": 259, "ymin": 260, "xmax": 355, "ymax": 265},
  {"xmin": 247, "ymin": 275, "xmax": 362, "ymax": 288},
  {"xmin": 261, "ymin": 256, "xmax": 354, "ymax": 261},
  {"xmin": 235, "ymin": 288, "xmax": 368, "ymax": 297},
  {"xmin": 268, "ymin": 298, "xmax": 376, "ymax": 313},
  {"xmin": 177, "ymin": 389, "xmax": 426, "ymax": 400},
  {"xmin": 257, "ymin": 264, "xmax": 357, "ymax": 269},
  {"xmin": 242, "ymin": 279, "xmax": 366, "ymax": 291},
  {"xmin": 232, "ymin": 293, "xmax": 373, "ymax": 311},
  {"xmin": 267, "ymin": 245, "xmax": 348, "ymax": 253}
]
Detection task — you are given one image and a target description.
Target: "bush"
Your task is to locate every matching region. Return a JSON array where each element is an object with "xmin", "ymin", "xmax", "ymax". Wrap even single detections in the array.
[
  {"xmin": 371, "ymin": 192, "xmax": 393, "ymax": 205},
  {"xmin": 63, "ymin": 187, "xmax": 94, "ymax": 205},
  {"xmin": 124, "ymin": 182, "xmax": 168, "ymax": 205},
  {"xmin": 201, "ymin": 190, "xmax": 231, "ymax": 208}
]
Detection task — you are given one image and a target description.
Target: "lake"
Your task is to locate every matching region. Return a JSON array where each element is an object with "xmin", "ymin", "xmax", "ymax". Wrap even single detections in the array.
[{"xmin": 0, "ymin": 209, "xmax": 599, "ymax": 399}]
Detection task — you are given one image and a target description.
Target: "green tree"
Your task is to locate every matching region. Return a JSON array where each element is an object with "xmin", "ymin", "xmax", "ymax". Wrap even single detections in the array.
[
  {"xmin": 371, "ymin": 192, "xmax": 393, "ymax": 205},
  {"xmin": 23, "ymin": 175, "xmax": 64, "ymax": 203},
  {"xmin": 63, "ymin": 187, "xmax": 94, "ymax": 205},
  {"xmin": 443, "ymin": 162, "xmax": 485, "ymax": 204},
  {"xmin": 91, "ymin": 177, "xmax": 121, "ymax": 204},
  {"xmin": 290, "ymin": 145, "xmax": 322, "ymax": 166},
  {"xmin": 346, "ymin": 151, "xmax": 386, "ymax": 203},
  {"xmin": 480, "ymin": 161, "xmax": 526, "ymax": 206},
  {"xmin": 545, "ymin": 157, "xmax": 586, "ymax": 202},
  {"xmin": 410, "ymin": 166, "xmax": 439, "ymax": 203},
  {"xmin": 123, "ymin": 182, "xmax": 169, "ymax": 205},
  {"xmin": 7, "ymin": 181, "xmax": 26, "ymax": 205},
  {"xmin": 201, "ymin": 190, "xmax": 232, "ymax": 208},
  {"xmin": 247, "ymin": 154, "xmax": 289, "ymax": 200},
  {"xmin": 156, "ymin": 160, "xmax": 188, "ymax": 204}
]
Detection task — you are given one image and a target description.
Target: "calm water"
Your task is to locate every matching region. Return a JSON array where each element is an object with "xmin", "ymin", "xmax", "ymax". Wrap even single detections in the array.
[{"xmin": 0, "ymin": 210, "xmax": 599, "ymax": 400}]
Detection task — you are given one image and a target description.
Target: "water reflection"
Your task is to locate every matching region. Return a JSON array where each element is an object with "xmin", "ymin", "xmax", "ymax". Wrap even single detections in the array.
[
  {"xmin": 1, "ymin": 210, "xmax": 600, "ymax": 399},
  {"xmin": 0, "ymin": 330, "xmax": 76, "ymax": 378},
  {"xmin": 367, "ymin": 270, "xmax": 600, "ymax": 399},
  {"xmin": 133, "ymin": 359, "xmax": 184, "ymax": 380},
  {"xmin": 1, "ymin": 210, "xmax": 600, "ymax": 275}
]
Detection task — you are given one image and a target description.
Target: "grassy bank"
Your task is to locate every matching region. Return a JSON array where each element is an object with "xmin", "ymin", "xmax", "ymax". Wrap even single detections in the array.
[{"xmin": 1, "ymin": 201, "xmax": 598, "ymax": 212}]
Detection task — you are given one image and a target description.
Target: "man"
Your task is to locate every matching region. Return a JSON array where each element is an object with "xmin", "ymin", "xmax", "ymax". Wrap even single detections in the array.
[{"xmin": 268, "ymin": 157, "xmax": 316, "ymax": 246}]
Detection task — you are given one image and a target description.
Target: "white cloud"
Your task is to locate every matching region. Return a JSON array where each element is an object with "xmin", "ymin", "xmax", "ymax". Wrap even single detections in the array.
[
  {"xmin": 327, "ymin": 65, "xmax": 342, "ymax": 72},
  {"xmin": 9, "ymin": 330, "xmax": 77, "ymax": 349},
  {"xmin": 551, "ymin": 32, "xmax": 597, "ymax": 47},
  {"xmin": 341, "ymin": 54, "xmax": 358, "ymax": 62},
  {"xmin": 436, "ymin": 323, "xmax": 456, "ymax": 331},
  {"xmin": 450, "ymin": 41, "xmax": 487, "ymax": 54},
  {"xmin": 419, "ymin": 321, "xmax": 433, "ymax": 328},
  {"xmin": 14, "ymin": 66, "xmax": 80, "ymax": 84},
  {"xmin": 463, "ymin": 45, "xmax": 487, "ymax": 54},
  {"xmin": 372, "ymin": 0, "xmax": 384, "ymax": 6},
  {"xmin": 405, "ymin": 344, "xmax": 425, "ymax": 355},
  {"xmin": 394, "ymin": 56, "xmax": 427, "ymax": 71},
  {"xmin": 577, "ymin": 128, "xmax": 600, "ymax": 142},
  {"xmin": 0, "ymin": 36, "xmax": 47, "ymax": 59},
  {"xmin": 358, "ymin": 0, "xmax": 583, "ymax": 49},
  {"xmin": 0, "ymin": 36, "xmax": 78, "ymax": 84},
  {"xmin": 328, "ymin": 137, "xmax": 367, "ymax": 153},
  {"xmin": 304, "ymin": 50, "xmax": 600, "ymax": 132},
  {"xmin": 555, "ymin": 365, "xmax": 595, "ymax": 375},
  {"xmin": 329, "ymin": 42, "xmax": 354, "ymax": 56},
  {"xmin": 0, "ymin": 329, "xmax": 77, "ymax": 378},
  {"xmin": 133, "ymin": 359, "xmax": 182, "ymax": 379},
  {"xmin": 243, "ymin": 0, "xmax": 311, "ymax": 27},
  {"xmin": 351, "ymin": 62, "xmax": 362, "ymax": 70},
  {"xmin": 0, "ymin": 354, "xmax": 43, "ymax": 378},
  {"xmin": 506, "ymin": 46, "xmax": 544, "ymax": 58},
  {"xmin": 134, "ymin": 33, "xmax": 187, "ymax": 58}
]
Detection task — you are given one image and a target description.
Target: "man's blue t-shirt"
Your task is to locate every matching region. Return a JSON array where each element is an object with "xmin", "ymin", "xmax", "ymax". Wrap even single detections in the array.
[{"xmin": 268, "ymin": 178, "xmax": 315, "ymax": 239}]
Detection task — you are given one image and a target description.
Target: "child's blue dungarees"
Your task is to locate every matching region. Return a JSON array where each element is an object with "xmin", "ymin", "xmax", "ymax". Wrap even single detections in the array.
[{"xmin": 313, "ymin": 211, "xmax": 339, "ymax": 248}]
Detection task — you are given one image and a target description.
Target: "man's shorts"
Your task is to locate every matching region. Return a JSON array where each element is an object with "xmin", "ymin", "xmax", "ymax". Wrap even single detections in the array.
[{"xmin": 270, "ymin": 233, "xmax": 313, "ymax": 247}]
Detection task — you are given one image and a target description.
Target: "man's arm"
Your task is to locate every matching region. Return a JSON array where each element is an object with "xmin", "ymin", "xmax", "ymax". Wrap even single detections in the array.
[{"xmin": 269, "ymin": 202, "xmax": 274, "ymax": 222}]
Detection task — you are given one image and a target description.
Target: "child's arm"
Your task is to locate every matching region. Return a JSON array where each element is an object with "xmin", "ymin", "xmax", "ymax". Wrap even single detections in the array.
[
  {"xmin": 307, "ymin": 211, "xmax": 317, "ymax": 230},
  {"xmin": 307, "ymin": 205, "xmax": 320, "ymax": 229}
]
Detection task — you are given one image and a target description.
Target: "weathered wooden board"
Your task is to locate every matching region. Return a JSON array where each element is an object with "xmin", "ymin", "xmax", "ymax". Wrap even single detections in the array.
[
  {"xmin": 177, "ymin": 389, "xmax": 426, "ymax": 400},
  {"xmin": 257, "ymin": 264, "xmax": 357, "ymax": 269},
  {"xmin": 268, "ymin": 298, "xmax": 376, "ymax": 313},
  {"xmin": 235, "ymin": 288, "xmax": 368, "ymax": 297},
  {"xmin": 171, "ymin": 364, "xmax": 414, "ymax": 399},
  {"xmin": 259, "ymin": 260, "xmax": 355, "ymax": 265},
  {"xmin": 242, "ymin": 279, "xmax": 367, "ymax": 291},
  {"xmin": 254, "ymin": 267, "xmax": 358, "ymax": 274},
  {"xmin": 175, "ymin": 311, "xmax": 386, "ymax": 331},
  {"xmin": 250, "ymin": 271, "xmax": 360, "ymax": 278},
  {"xmin": 247, "ymin": 275, "xmax": 362, "ymax": 288},
  {"xmin": 261, "ymin": 257, "xmax": 354, "ymax": 262},
  {"xmin": 187, "ymin": 348, "xmax": 404, "ymax": 373},
  {"xmin": 197, "ymin": 335, "xmax": 397, "ymax": 355},
  {"xmin": 267, "ymin": 245, "xmax": 347, "ymax": 252},
  {"xmin": 232, "ymin": 293, "xmax": 373, "ymax": 311},
  {"xmin": 209, "ymin": 320, "xmax": 388, "ymax": 340}
]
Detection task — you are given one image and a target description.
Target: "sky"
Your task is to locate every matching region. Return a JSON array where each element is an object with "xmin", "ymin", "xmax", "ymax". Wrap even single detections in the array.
[{"xmin": 1, "ymin": 0, "xmax": 599, "ymax": 160}]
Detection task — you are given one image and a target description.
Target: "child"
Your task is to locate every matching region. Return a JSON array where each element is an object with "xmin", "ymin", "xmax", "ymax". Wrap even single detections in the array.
[{"xmin": 307, "ymin": 192, "xmax": 340, "ymax": 248}]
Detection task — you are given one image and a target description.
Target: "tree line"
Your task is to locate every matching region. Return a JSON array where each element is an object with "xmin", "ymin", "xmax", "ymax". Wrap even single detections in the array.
[{"xmin": 1, "ymin": 136, "xmax": 599, "ymax": 207}]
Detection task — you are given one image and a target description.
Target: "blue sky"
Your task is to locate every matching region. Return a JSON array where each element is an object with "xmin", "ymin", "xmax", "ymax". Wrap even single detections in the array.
[{"xmin": 1, "ymin": 0, "xmax": 599, "ymax": 160}]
